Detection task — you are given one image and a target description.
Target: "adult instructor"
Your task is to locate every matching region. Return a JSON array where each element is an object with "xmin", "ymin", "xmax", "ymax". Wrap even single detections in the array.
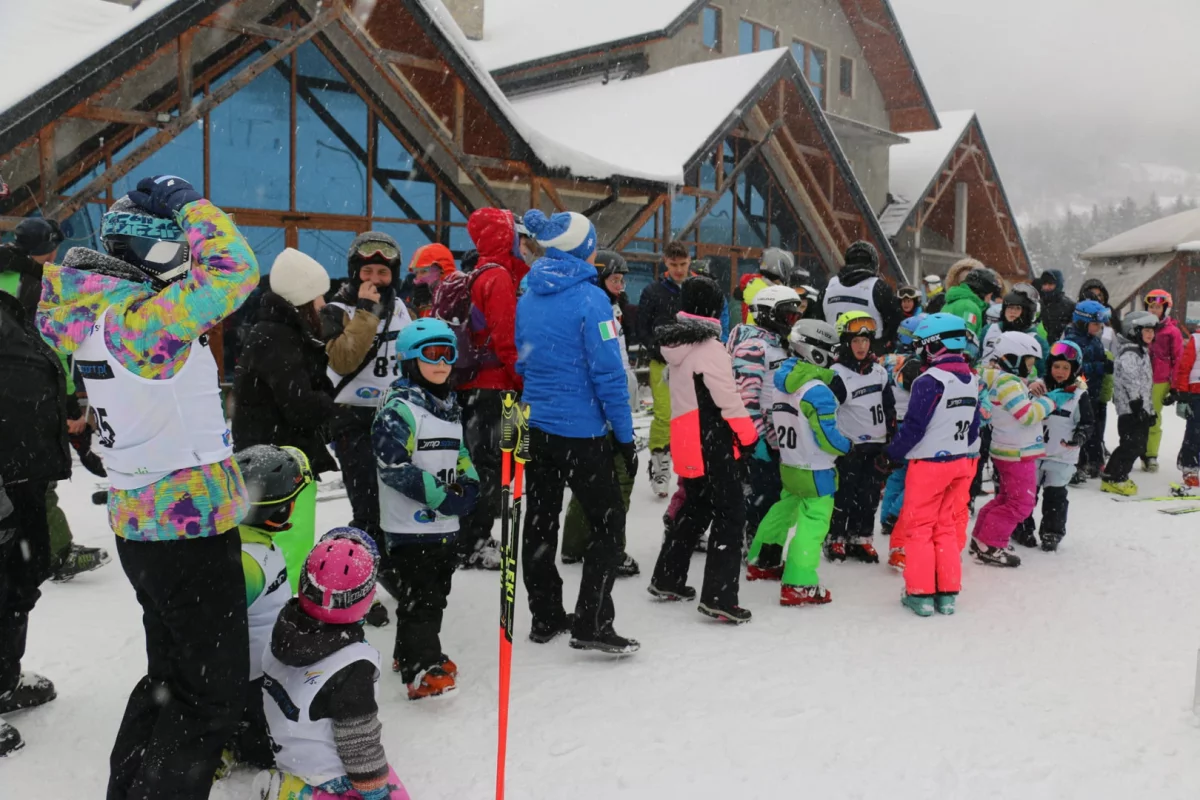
[{"xmin": 822, "ymin": 240, "xmax": 903, "ymax": 349}]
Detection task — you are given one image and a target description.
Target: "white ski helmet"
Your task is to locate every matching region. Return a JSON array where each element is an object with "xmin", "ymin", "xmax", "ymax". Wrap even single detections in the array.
[
  {"xmin": 749, "ymin": 285, "xmax": 803, "ymax": 335},
  {"xmin": 1123, "ymin": 310, "xmax": 1157, "ymax": 341},
  {"xmin": 788, "ymin": 319, "xmax": 838, "ymax": 368},
  {"xmin": 988, "ymin": 330, "xmax": 1042, "ymax": 377}
]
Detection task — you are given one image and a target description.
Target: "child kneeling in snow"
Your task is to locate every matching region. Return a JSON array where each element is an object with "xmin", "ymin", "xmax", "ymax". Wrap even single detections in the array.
[{"xmin": 256, "ymin": 529, "xmax": 410, "ymax": 800}]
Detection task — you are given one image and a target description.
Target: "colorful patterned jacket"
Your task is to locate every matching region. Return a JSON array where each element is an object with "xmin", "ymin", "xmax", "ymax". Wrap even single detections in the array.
[{"xmin": 37, "ymin": 199, "xmax": 258, "ymax": 541}]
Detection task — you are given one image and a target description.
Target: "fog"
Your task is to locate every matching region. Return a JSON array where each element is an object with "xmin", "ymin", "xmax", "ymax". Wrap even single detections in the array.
[{"xmin": 889, "ymin": 0, "xmax": 1200, "ymax": 219}]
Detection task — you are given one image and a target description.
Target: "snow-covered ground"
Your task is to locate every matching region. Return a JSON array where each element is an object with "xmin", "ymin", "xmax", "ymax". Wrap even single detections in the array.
[{"xmin": 8, "ymin": 411, "xmax": 1200, "ymax": 799}]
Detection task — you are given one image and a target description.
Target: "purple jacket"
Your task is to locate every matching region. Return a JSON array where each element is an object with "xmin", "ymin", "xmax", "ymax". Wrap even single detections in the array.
[
  {"xmin": 887, "ymin": 355, "xmax": 981, "ymax": 462},
  {"xmin": 1150, "ymin": 316, "xmax": 1183, "ymax": 384}
]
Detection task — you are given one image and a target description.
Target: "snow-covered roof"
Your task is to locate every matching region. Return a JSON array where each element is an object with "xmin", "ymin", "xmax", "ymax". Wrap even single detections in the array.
[
  {"xmin": 466, "ymin": 0, "xmax": 699, "ymax": 73},
  {"xmin": 1080, "ymin": 208, "xmax": 1200, "ymax": 260},
  {"xmin": 509, "ymin": 48, "xmax": 788, "ymax": 184},
  {"xmin": 0, "ymin": 0, "xmax": 180, "ymax": 117},
  {"xmin": 878, "ymin": 110, "xmax": 976, "ymax": 236},
  {"xmin": 1076, "ymin": 253, "xmax": 1176, "ymax": 311}
]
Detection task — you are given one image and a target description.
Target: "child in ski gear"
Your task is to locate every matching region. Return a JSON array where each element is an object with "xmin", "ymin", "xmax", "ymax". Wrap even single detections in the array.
[
  {"xmin": 1173, "ymin": 313, "xmax": 1200, "ymax": 487},
  {"xmin": 825, "ymin": 311, "xmax": 894, "ymax": 563},
  {"xmin": 736, "ymin": 247, "xmax": 796, "ymax": 325},
  {"xmin": 982, "ymin": 290, "xmax": 1049, "ymax": 378},
  {"xmin": 1063, "ymin": 300, "xmax": 1111, "ymax": 481},
  {"xmin": 879, "ymin": 313, "xmax": 925, "ymax": 556},
  {"xmin": 728, "ymin": 285, "xmax": 804, "ymax": 546},
  {"xmin": 561, "ymin": 251, "xmax": 639, "ymax": 577},
  {"xmin": 257, "ymin": 529, "xmax": 410, "ymax": 800},
  {"xmin": 970, "ymin": 331, "xmax": 1054, "ymax": 567},
  {"xmin": 650, "ymin": 276, "xmax": 758, "ymax": 624},
  {"xmin": 1104, "ymin": 312, "xmax": 1158, "ymax": 495},
  {"xmin": 1143, "ymin": 289, "xmax": 1183, "ymax": 472},
  {"xmin": 897, "ymin": 285, "xmax": 923, "ymax": 320},
  {"xmin": 885, "ymin": 313, "xmax": 980, "ymax": 615},
  {"xmin": 38, "ymin": 175, "xmax": 257, "ymax": 796},
  {"xmin": 227, "ymin": 444, "xmax": 313, "ymax": 770},
  {"xmin": 940, "ymin": 265, "xmax": 1003, "ymax": 338},
  {"xmin": 1011, "ymin": 342, "xmax": 1093, "ymax": 551},
  {"xmin": 372, "ymin": 318, "xmax": 478, "ymax": 698},
  {"xmin": 516, "ymin": 210, "xmax": 638, "ymax": 654},
  {"xmin": 746, "ymin": 319, "xmax": 849, "ymax": 605}
]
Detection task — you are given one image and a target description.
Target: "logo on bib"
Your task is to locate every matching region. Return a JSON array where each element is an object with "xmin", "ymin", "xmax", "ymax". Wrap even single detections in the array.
[
  {"xmin": 222, "ymin": 429, "xmax": 232, "ymax": 447},
  {"xmin": 413, "ymin": 508, "xmax": 438, "ymax": 524},
  {"xmin": 356, "ymin": 387, "xmax": 382, "ymax": 400}
]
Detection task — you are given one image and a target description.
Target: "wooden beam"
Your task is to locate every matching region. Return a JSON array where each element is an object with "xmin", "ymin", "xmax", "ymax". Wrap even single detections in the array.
[
  {"xmin": 38, "ymin": 126, "xmax": 57, "ymax": 205},
  {"xmin": 582, "ymin": 185, "xmax": 619, "ymax": 218},
  {"xmin": 380, "ymin": 49, "xmax": 449, "ymax": 73},
  {"xmin": 453, "ymin": 79, "xmax": 465, "ymax": 147},
  {"xmin": 538, "ymin": 178, "xmax": 567, "ymax": 212},
  {"xmin": 178, "ymin": 30, "xmax": 194, "ymax": 112},
  {"xmin": 203, "ymin": 16, "xmax": 290, "ymax": 40},
  {"xmin": 610, "ymin": 195, "xmax": 666, "ymax": 250},
  {"xmin": 776, "ymin": 122, "xmax": 850, "ymax": 248},
  {"xmin": 65, "ymin": 104, "xmax": 160, "ymax": 126},
  {"xmin": 49, "ymin": 9, "xmax": 336, "ymax": 221}
]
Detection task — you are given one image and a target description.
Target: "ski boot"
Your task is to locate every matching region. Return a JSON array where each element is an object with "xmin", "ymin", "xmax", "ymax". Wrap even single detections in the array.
[
  {"xmin": 694, "ymin": 531, "xmax": 709, "ymax": 553},
  {"xmin": 934, "ymin": 593, "xmax": 957, "ymax": 615},
  {"xmin": 880, "ymin": 515, "xmax": 897, "ymax": 539},
  {"xmin": 253, "ymin": 769, "xmax": 310, "ymax": 800},
  {"xmin": 569, "ymin": 628, "xmax": 640, "ymax": 655},
  {"xmin": 1069, "ymin": 468, "xmax": 1090, "ymax": 486},
  {"xmin": 616, "ymin": 553, "xmax": 640, "ymax": 578},
  {"xmin": 887, "ymin": 548, "xmax": 906, "ymax": 572},
  {"xmin": 902, "ymin": 593, "xmax": 934, "ymax": 617},
  {"xmin": 780, "ymin": 584, "xmax": 831, "ymax": 606},
  {"xmin": 824, "ymin": 541, "xmax": 847, "ymax": 562},
  {"xmin": 0, "ymin": 718, "xmax": 23, "ymax": 758},
  {"xmin": 560, "ymin": 552, "xmax": 582, "ymax": 565},
  {"xmin": 407, "ymin": 666, "xmax": 456, "ymax": 700},
  {"xmin": 1101, "ymin": 478, "xmax": 1137, "ymax": 497},
  {"xmin": 745, "ymin": 563, "xmax": 784, "ymax": 582},
  {"xmin": 49, "ymin": 543, "xmax": 110, "ymax": 582},
  {"xmin": 1142, "ymin": 456, "xmax": 1159, "ymax": 473},
  {"xmin": 649, "ymin": 450, "xmax": 671, "ymax": 498},
  {"xmin": 1040, "ymin": 530, "xmax": 1064, "ymax": 552},
  {"xmin": 846, "ymin": 538, "xmax": 880, "ymax": 564},
  {"xmin": 364, "ymin": 599, "xmax": 390, "ymax": 628},
  {"xmin": 463, "ymin": 537, "xmax": 502, "ymax": 570},
  {"xmin": 529, "ymin": 613, "xmax": 574, "ymax": 644},
  {"xmin": 0, "ymin": 672, "xmax": 55, "ymax": 714},
  {"xmin": 1011, "ymin": 518, "xmax": 1038, "ymax": 549},
  {"xmin": 697, "ymin": 601, "xmax": 753, "ymax": 625},
  {"xmin": 1184, "ymin": 470, "xmax": 1200, "ymax": 489},
  {"xmin": 647, "ymin": 583, "xmax": 696, "ymax": 602},
  {"xmin": 969, "ymin": 539, "xmax": 1021, "ymax": 568}
]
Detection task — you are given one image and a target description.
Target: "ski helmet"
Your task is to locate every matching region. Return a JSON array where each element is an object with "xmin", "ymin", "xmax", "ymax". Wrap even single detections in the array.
[
  {"xmin": 1010, "ymin": 282, "xmax": 1042, "ymax": 321},
  {"xmin": 1144, "ymin": 288, "xmax": 1173, "ymax": 315},
  {"xmin": 1123, "ymin": 310, "xmax": 1157, "ymax": 341},
  {"xmin": 985, "ymin": 300, "xmax": 1003, "ymax": 327},
  {"xmin": 989, "ymin": 331, "xmax": 1042, "ymax": 377},
  {"xmin": 843, "ymin": 240, "xmax": 879, "ymax": 273},
  {"xmin": 896, "ymin": 312, "xmax": 927, "ymax": 350},
  {"xmin": 1000, "ymin": 290, "xmax": 1036, "ymax": 331},
  {"xmin": 759, "ymin": 247, "xmax": 795, "ymax": 283},
  {"xmin": 836, "ymin": 310, "xmax": 877, "ymax": 340},
  {"xmin": 749, "ymin": 285, "xmax": 803, "ymax": 336},
  {"xmin": 963, "ymin": 328, "xmax": 982, "ymax": 366},
  {"xmin": 1046, "ymin": 340, "xmax": 1083, "ymax": 381},
  {"xmin": 690, "ymin": 258, "xmax": 714, "ymax": 278},
  {"xmin": 235, "ymin": 445, "xmax": 314, "ymax": 530},
  {"xmin": 397, "ymin": 318, "xmax": 457, "ymax": 364},
  {"xmin": 594, "ymin": 249, "xmax": 628, "ymax": 282},
  {"xmin": 681, "ymin": 275, "xmax": 724, "ymax": 319},
  {"xmin": 913, "ymin": 312, "xmax": 969, "ymax": 359},
  {"xmin": 788, "ymin": 319, "xmax": 838, "ymax": 367},
  {"xmin": 897, "ymin": 285, "xmax": 921, "ymax": 304},
  {"xmin": 963, "ymin": 267, "xmax": 1003, "ymax": 301},
  {"xmin": 1073, "ymin": 299, "xmax": 1111, "ymax": 325},
  {"xmin": 100, "ymin": 196, "xmax": 191, "ymax": 287},
  {"xmin": 347, "ymin": 231, "xmax": 402, "ymax": 279},
  {"xmin": 298, "ymin": 529, "xmax": 378, "ymax": 625}
]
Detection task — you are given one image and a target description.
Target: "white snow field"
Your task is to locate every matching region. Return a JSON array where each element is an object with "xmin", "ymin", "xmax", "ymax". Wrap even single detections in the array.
[{"xmin": 7, "ymin": 411, "xmax": 1200, "ymax": 799}]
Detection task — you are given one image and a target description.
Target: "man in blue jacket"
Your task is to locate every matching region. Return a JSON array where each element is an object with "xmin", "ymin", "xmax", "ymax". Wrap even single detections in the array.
[{"xmin": 515, "ymin": 209, "xmax": 639, "ymax": 656}]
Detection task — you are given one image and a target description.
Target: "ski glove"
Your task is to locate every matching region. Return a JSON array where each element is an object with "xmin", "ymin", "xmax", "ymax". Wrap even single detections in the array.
[
  {"xmin": 127, "ymin": 175, "xmax": 203, "ymax": 217},
  {"xmin": 436, "ymin": 482, "xmax": 479, "ymax": 518},
  {"xmin": 1163, "ymin": 389, "xmax": 1179, "ymax": 407},
  {"xmin": 616, "ymin": 440, "xmax": 639, "ymax": 479},
  {"xmin": 874, "ymin": 453, "xmax": 903, "ymax": 475},
  {"xmin": 1177, "ymin": 397, "xmax": 1192, "ymax": 420},
  {"xmin": 1064, "ymin": 428, "xmax": 1089, "ymax": 448}
]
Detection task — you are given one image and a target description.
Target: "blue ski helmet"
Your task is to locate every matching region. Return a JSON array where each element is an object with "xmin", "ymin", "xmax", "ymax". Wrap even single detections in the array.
[
  {"xmin": 913, "ymin": 312, "xmax": 969, "ymax": 358},
  {"xmin": 396, "ymin": 318, "xmax": 458, "ymax": 364},
  {"xmin": 896, "ymin": 313, "xmax": 927, "ymax": 349},
  {"xmin": 1073, "ymin": 299, "xmax": 1111, "ymax": 325}
]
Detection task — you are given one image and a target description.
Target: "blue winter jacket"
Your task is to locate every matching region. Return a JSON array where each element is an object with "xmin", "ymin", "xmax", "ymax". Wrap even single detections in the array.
[
  {"xmin": 515, "ymin": 251, "xmax": 635, "ymax": 443},
  {"xmin": 1061, "ymin": 323, "xmax": 1107, "ymax": 400}
]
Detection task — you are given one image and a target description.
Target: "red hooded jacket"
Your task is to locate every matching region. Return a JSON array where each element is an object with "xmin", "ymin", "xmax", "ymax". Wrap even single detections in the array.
[{"xmin": 464, "ymin": 208, "xmax": 529, "ymax": 391}]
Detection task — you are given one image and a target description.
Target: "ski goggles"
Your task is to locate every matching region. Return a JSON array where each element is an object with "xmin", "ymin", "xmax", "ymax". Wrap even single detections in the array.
[
  {"xmin": 354, "ymin": 240, "xmax": 400, "ymax": 261},
  {"xmin": 897, "ymin": 287, "xmax": 921, "ymax": 300},
  {"xmin": 413, "ymin": 342, "xmax": 458, "ymax": 365},
  {"xmin": 841, "ymin": 316, "xmax": 878, "ymax": 336},
  {"xmin": 103, "ymin": 234, "xmax": 191, "ymax": 284},
  {"xmin": 1049, "ymin": 341, "xmax": 1082, "ymax": 361},
  {"xmin": 774, "ymin": 300, "xmax": 803, "ymax": 327},
  {"xmin": 1145, "ymin": 294, "xmax": 1169, "ymax": 305}
]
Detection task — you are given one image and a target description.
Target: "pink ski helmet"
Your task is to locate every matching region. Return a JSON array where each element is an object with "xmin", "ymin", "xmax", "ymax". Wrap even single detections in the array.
[{"xmin": 298, "ymin": 528, "xmax": 378, "ymax": 625}]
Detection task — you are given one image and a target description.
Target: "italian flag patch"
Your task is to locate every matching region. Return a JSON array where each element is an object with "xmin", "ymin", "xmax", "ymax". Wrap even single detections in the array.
[{"xmin": 599, "ymin": 320, "xmax": 618, "ymax": 341}]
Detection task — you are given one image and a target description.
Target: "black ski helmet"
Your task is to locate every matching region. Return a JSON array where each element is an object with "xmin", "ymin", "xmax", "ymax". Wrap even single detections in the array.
[
  {"xmin": 595, "ymin": 249, "xmax": 629, "ymax": 282},
  {"xmin": 347, "ymin": 231, "xmax": 402, "ymax": 281},
  {"xmin": 843, "ymin": 240, "xmax": 879, "ymax": 273},
  {"xmin": 963, "ymin": 267, "xmax": 1003, "ymax": 301},
  {"xmin": 235, "ymin": 445, "xmax": 314, "ymax": 530}
]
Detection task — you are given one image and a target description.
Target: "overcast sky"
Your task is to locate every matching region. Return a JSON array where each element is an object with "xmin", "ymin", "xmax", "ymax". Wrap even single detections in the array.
[{"xmin": 889, "ymin": 0, "xmax": 1200, "ymax": 215}]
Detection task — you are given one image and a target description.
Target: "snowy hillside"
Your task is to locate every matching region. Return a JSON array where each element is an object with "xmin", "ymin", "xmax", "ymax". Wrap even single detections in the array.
[{"xmin": 8, "ymin": 414, "xmax": 1200, "ymax": 798}]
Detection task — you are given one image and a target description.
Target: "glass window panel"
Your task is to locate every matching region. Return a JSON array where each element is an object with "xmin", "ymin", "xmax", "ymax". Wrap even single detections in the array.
[
  {"xmin": 209, "ymin": 60, "xmax": 290, "ymax": 210},
  {"xmin": 840, "ymin": 56, "xmax": 854, "ymax": 96},
  {"xmin": 373, "ymin": 125, "xmax": 435, "ymax": 220},
  {"xmin": 295, "ymin": 41, "xmax": 343, "ymax": 83},
  {"xmin": 296, "ymin": 84, "xmax": 368, "ymax": 215},
  {"xmin": 811, "ymin": 83, "xmax": 823, "ymax": 107},
  {"xmin": 239, "ymin": 226, "xmax": 288, "ymax": 274},
  {"xmin": 111, "ymin": 121, "xmax": 205, "ymax": 200},
  {"xmin": 758, "ymin": 26, "xmax": 777, "ymax": 51},
  {"xmin": 699, "ymin": 191, "xmax": 734, "ymax": 245},
  {"xmin": 739, "ymin": 20, "xmax": 754, "ymax": 54},
  {"xmin": 375, "ymin": 122, "xmax": 415, "ymax": 172},
  {"xmin": 636, "ymin": 207, "xmax": 659, "ymax": 239},
  {"xmin": 448, "ymin": 224, "xmax": 472, "ymax": 253},
  {"xmin": 810, "ymin": 48, "xmax": 827, "ymax": 85},
  {"xmin": 56, "ymin": 203, "xmax": 105, "ymax": 257},
  {"xmin": 624, "ymin": 260, "xmax": 655, "ymax": 305},
  {"xmin": 735, "ymin": 174, "xmax": 767, "ymax": 248},
  {"xmin": 626, "ymin": 239, "xmax": 656, "ymax": 253},
  {"xmin": 790, "ymin": 42, "xmax": 805, "ymax": 68},
  {"xmin": 449, "ymin": 202, "xmax": 468, "ymax": 224},
  {"xmin": 698, "ymin": 153, "xmax": 718, "ymax": 192},
  {"xmin": 702, "ymin": 7, "xmax": 720, "ymax": 50},
  {"xmin": 297, "ymin": 229, "xmax": 357, "ymax": 279},
  {"xmin": 670, "ymin": 194, "xmax": 697, "ymax": 240}
]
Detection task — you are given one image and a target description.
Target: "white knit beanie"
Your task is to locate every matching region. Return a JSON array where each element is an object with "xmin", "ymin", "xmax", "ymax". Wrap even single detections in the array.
[{"xmin": 270, "ymin": 248, "xmax": 331, "ymax": 307}]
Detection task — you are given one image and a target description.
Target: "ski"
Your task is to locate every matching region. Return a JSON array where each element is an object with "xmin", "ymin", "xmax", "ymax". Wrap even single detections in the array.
[
  {"xmin": 496, "ymin": 392, "xmax": 528, "ymax": 800},
  {"xmin": 1159, "ymin": 506, "xmax": 1200, "ymax": 516},
  {"xmin": 1110, "ymin": 494, "xmax": 1200, "ymax": 503}
]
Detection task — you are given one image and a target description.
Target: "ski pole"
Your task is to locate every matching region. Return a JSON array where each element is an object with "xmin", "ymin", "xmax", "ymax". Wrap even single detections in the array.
[{"xmin": 496, "ymin": 392, "xmax": 520, "ymax": 800}]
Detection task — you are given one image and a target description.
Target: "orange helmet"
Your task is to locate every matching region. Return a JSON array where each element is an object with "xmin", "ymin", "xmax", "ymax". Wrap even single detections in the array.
[{"xmin": 1145, "ymin": 289, "xmax": 1173, "ymax": 312}]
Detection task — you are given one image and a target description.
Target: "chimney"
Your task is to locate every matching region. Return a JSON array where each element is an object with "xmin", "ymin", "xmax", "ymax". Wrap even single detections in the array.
[{"xmin": 445, "ymin": 0, "xmax": 484, "ymax": 41}]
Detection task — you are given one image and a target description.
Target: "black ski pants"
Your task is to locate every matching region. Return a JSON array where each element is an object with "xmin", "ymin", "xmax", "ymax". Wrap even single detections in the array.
[
  {"xmin": 230, "ymin": 676, "xmax": 274, "ymax": 769},
  {"xmin": 522, "ymin": 429, "xmax": 625, "ymax": 639},
  {"xmin": 1105, "ymin": 412, "xmax": 1153, "ymax": 483},
  {"xmin": 970, "ymin": 426, "xmax": 993, "ymax": 498},
  {"xmin": 652, "ymin": 472, "xmax": 745, "ymax": 608},
  {"xmin": 829, "ymin": 444, "xmax": 886, "ymax": 542},
  {"xmin": 457, "ymin": 389, "xmax": 505, "ymax": 562},
  {"xmin": 743, "ymin": 453, "xmax": 782, "ymax": 549},
  {"xmin": 1079, "ymin": 396, "xmax": 1108, "ymax": 471},
  {"xmin": 108, "ymin": 531, "xmax": 248, "ymax": 800},
  {"xmin": 0, "ymin": 480, "xmax": 51, "ymax": 696},
  {"xmin": 387, "ymin": 538, "xmax": 456, "ymax": 683}
]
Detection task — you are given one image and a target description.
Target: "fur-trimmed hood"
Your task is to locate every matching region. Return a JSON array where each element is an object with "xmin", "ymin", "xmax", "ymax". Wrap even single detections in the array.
[{"xmin": 655, "ymin": 312, "xmax": 721, "ymax": 352}]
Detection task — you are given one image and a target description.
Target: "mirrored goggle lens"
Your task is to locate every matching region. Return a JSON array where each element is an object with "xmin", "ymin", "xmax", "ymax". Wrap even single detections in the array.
[
  {"xmin": 1049, "ymin": 342, "xmax": 1079, "ymax": 359},
  {"xmin": 1145, "ymin": 295, "xmax": 1168, "ymax": 304},
  {"xmin": 356, "ymin": 241, "xmax": 399, "ymax": 260},
  {"xmin": 843, "ymin": 318, "xmax": 877, "ymax": 335},
  {"xmin": 418, "ymin": 343, "xmax": 457, "ymax": 364}
]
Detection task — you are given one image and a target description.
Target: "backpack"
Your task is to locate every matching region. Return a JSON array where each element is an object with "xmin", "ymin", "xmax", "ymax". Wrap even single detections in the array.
[{"xmin": 431, "ymin": 264, "xmax": 504, "ymax": 386}]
